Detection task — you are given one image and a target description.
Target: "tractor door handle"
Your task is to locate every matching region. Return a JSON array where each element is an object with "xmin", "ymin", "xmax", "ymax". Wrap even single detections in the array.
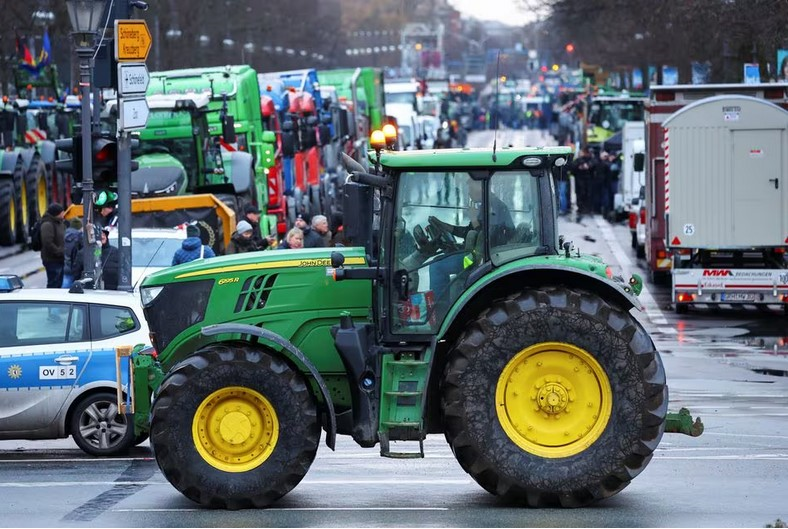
[{"xmin": 768, "ymin": 178, "xmax": 779, "ymax": 189}]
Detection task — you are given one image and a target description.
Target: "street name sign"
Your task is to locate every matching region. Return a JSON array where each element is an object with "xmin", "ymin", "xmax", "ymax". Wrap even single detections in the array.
[
  {"xmin": 114, "ymin": 20, "xmax": 152, "ymax": 62},
  {"xmin": 118, "ymin": 97, "xmax": 150, "ymax": 131},
  {"xmin": 117, "ymin": 63, "xmax": 150, "ymax": 97}
]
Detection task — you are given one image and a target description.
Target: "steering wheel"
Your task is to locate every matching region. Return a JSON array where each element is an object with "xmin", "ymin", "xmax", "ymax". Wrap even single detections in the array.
[{"xmin": 427, "ymin": 217, "xmax": 461, "ymax": 252}]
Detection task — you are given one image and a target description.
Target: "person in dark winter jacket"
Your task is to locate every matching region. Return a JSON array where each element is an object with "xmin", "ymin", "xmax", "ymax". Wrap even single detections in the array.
[
  {"xmin": 305, "ymin": 215, "xmax": 331, "ymax": 248},
  {"xmin": 241, "ymin": 204, "xmax": 273, "ymax": 249},
  {"xmin": 62, "ymin": 217, "xmax": 84, "ymax": 288},
  {"xmin": 172, "ymin": 224, "xmax": 216, "ymax": 265},
  {"xmin": 226, "ymin": 220, "xmax": 263, "ymax": 254},
  {"xmin": 40, "ymin": 203, "xmax": 66, "ymax": 288},
  {"xmin": 99, "ymin": 228, "xmax": 119, "ymax": 290}
]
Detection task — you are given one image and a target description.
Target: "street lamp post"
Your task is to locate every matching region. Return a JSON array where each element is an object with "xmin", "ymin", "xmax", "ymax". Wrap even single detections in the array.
[{"xmin": 66, "ymin": 0, "xmax": 107, "ymax": 288}]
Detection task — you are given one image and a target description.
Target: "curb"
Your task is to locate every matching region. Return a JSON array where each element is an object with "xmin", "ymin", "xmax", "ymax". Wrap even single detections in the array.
[{"xmin": 20, "ymin": 266, "xmax": 44, "ymax": 280}]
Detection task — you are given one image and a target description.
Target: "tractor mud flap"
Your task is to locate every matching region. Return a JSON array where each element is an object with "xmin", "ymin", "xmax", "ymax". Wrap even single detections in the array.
[{"xmin": 201, "ymin": 323, "xmax": 337, "ymax": 450}]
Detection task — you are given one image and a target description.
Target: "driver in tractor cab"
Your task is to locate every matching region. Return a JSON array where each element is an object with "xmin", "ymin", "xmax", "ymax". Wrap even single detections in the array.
[{"xmin": 399, "ymin": 178, "xmax": 514, "ymax": 311}]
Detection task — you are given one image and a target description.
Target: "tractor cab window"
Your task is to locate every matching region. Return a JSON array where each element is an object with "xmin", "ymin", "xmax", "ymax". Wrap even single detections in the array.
[
  {"xmin": 488, "ymin": 170, "xmax": 542, "ymax": 265},
  {"xmin": 390, "ymin": 171, "xmax": 485, "ymax": 334}
]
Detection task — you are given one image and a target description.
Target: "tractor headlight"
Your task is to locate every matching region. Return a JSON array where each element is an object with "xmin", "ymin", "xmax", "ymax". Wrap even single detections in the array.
[{"xmin": 140, "ymin": 285, "xmax": 165, "ymax": 307}]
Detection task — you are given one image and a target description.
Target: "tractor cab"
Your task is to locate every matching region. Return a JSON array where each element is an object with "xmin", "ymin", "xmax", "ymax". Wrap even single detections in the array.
[{"xmin": 340, "ymin": 135, "xmax": 572, "ymax": 339}]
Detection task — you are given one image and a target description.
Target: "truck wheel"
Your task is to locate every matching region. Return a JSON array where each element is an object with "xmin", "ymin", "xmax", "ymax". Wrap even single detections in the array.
[
  {"xmin": 150, "ymin": 343, "xmax": 320, "ymax": 509},
  {"xmin": 441, "ymin": 287, "xmax": 667, "ymax": 507},
  {"xmin": 70, "ymin": 391, "xmax": 136, "ymax": 456},
  {"xmin": 0, "ymin": 180, "xmax": 16, "ymax": 246}
]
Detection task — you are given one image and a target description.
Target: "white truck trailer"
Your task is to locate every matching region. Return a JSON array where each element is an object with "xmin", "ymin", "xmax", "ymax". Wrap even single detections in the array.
[
  {"xmin": 618, "ymin": 121, "xmax": 646, "ymax": 250},
  {"xmin": 664, "ymin": 95, "xmax": 788, "ymax": 313}
]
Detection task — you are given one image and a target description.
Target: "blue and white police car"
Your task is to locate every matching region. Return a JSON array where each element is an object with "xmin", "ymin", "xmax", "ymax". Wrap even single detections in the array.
[{"xmin": 0, "ymin": 275, "xmax": 150, "ymax": 456}]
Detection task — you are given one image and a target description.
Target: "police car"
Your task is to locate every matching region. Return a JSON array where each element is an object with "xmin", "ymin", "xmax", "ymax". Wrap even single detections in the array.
[{"xmin": 0, "ymin": 275, "xmax": 150, "ymax": 456}]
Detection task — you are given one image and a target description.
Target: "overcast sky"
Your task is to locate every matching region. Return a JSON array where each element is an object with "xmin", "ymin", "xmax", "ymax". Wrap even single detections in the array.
[{"xmin": 448, "ymin": 0, "xmax": 538, "ymax": 26}]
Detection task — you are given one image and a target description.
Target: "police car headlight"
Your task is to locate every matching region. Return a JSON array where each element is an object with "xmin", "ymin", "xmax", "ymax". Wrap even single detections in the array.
[{"xmin": 140, "ymin": 285, "xmax": 164, "ymax": 307}]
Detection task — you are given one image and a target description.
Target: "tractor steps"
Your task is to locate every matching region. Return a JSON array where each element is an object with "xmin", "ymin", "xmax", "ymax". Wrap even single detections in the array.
[{"xmin": 378, "ymin": 352, "xmax": 429, "ymax": 459}]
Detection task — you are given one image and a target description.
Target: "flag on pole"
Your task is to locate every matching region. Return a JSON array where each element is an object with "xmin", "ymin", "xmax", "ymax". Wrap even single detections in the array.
[{"xmin": 37, "ymin": 30, "xmax": 52, "ymax": 69}]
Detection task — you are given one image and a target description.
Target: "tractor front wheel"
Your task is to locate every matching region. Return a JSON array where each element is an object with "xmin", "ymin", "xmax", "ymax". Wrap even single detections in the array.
[
  {"xmin": 150, "ymin": 343, "xmax": 320, "ymax": 509},
  {"xmin": 441, "ymin": 287, "xmax": 667, "ymax": 507}
]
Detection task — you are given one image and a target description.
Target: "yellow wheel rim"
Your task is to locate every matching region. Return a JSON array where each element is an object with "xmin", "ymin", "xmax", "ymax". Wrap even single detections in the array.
[
  {"xmin": 9, "ymin": 190, "xmax": 16, "ymax": 232},
  {"xmin": 495, "ymin": 342, "xmax": 612, "ymax": 458},
  {"xmin": 20, "ymin": 180, "xmax": 28, "ymax": 227},
  {"xmin": 37, "ymin": 174, "xmax": 47, "ymax": 218},
  {"xmin": 192, "ymin": 386, "xmax": 279, "ymax": 473}
]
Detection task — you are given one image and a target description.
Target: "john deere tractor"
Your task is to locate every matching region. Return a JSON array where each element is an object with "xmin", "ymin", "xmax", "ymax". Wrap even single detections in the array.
[{"xmin": 128, "ymin": 131, "xmax": 701, "ymax": 509}]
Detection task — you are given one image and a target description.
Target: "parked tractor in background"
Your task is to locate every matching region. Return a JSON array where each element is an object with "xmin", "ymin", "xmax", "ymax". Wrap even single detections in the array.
[
  {"xmin": 146, "ymin": 65, "xmax": 273, "ymax": 235},
  {"xmin": 121, "ymin": 130, "xmax": 702, "ymax": 510}
]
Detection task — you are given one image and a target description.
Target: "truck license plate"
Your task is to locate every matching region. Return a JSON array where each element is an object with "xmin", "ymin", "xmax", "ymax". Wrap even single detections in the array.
[{"xmin": 721, "ymin": 293, "xmax": 757, "ymax": 302}]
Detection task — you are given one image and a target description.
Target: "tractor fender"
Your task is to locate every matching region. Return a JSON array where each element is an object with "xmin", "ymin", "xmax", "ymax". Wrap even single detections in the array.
[
  {"xmin": 37, "ymin": 140, "xmax": 56, "ymax": 166},
  {"xmin": 18, "ymin": 148, "xmax": 35, "ymax": 174},
  {"xmin": 224, "ymin": 151, "xmax": 254, "ymax": 195},
  {"xmin": 201, "ymin": 323, "xmax": 337, "ymax": 451},
  {"xmin": 439, "ymin": 264, "xmax": 642, "ymax": 341}
]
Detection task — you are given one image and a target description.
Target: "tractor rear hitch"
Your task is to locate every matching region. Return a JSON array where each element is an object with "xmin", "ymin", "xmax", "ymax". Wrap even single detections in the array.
[{"xmin": 665, "ymin": 408, "xmax": 704, "ymax": 437}]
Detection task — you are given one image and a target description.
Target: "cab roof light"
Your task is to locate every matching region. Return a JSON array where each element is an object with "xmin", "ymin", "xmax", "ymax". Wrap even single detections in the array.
[
  {"xmin": 370, "ymin": 129, "xmax": 386, "ymax": 151},
  {"xmin": 382, "ymin": 124, "xmax": 397, "ymax": 149}
]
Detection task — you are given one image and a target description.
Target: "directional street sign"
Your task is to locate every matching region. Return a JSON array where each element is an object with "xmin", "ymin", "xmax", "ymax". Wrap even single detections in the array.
[
  {"xmin": 117, "ymin": 63, "xmax": 150, "ymax": 97},
  {"xmin": 114, "ymin": 19, "xmax": 152, "ymax": 62},
  {"xmin": 118, "ymin": 97, "xmax": 150, "ymax": 131}
]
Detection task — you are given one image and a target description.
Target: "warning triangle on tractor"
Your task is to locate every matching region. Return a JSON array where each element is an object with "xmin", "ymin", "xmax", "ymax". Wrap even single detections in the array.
[{"xmin": 671, "ymin": 236, "xmax": 681, "ymax": 245}]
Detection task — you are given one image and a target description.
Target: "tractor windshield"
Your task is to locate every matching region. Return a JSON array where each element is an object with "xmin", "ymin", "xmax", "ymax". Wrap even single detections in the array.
[{"xmin": 389, "ymin": 170, "xmax": 542, "ymax": 334}]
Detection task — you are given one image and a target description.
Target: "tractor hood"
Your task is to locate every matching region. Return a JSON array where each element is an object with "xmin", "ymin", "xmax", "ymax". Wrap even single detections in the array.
[
  {"xmin": 140, "ymin": 246, "xmax": 368, "ymax": 288},
  {"xmin": 132, "ymin": 153, "xmax": 188, "ymax": 197},
  {"xmin": 372, "ymin": 146, "xmax": 573, "ymax": 170}
]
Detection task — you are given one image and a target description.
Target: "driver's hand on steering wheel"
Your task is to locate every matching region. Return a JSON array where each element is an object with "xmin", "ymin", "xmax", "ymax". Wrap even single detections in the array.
[{"xmin": 428, "ymin": 216, "xmax": 453, "ymax": 235}]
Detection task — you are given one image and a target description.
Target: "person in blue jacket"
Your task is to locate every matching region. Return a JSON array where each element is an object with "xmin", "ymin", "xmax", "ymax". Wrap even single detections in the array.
[{"xmin": 172, "ymin": 224, "xmax": 215, "ymax": 265}]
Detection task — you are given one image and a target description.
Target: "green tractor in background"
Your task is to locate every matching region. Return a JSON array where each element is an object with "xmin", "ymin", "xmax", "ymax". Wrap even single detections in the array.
[{"xmin": 127, "ymin": 137, "xmax": 701, "ymax": 509}]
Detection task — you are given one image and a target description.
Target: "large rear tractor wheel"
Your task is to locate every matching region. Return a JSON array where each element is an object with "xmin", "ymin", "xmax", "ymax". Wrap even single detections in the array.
[
  {"xmin": 150, "ymin": 343, "xmax": 320, "ymax": 509},
  {"xmin": 441, "ymin": 287, "xmax": 667, "ymax": 507},
  {"xmin": 28, "ymin": 159, "xmax": 50, "ymax": 223},
  {"xmin": 0, "ymin": 180, "xmax": 17, "ymax": 246}
]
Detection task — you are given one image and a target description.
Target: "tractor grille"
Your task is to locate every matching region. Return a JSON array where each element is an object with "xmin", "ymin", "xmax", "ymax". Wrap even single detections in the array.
[
  {"xmin": 144, "ymin": 279, "xmax": 213, "ymax": 352},
  {"xmin": 234, "ymin": 274, "xmax": 278, "ymax": 313}
]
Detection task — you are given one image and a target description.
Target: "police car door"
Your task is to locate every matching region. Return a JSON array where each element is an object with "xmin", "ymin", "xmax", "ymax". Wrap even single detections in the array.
[
  {"xmin": 0, "ymin": 301, "xmax": 89, "ymax": 434},
  {"xmin": 82, "ymin": 303, "xmax": 146, "ymax": 389}
]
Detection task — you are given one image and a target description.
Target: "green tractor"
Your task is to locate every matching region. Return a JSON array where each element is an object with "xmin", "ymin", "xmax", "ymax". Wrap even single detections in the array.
[{"xmin": 128, "ymin": 139, "xmax": 701, "ymax": 509}]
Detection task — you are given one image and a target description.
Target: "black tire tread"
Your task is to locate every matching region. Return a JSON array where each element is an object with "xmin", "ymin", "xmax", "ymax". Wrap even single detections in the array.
[
  {"xmin": 151, "ymin": 342, "xmax": 320, "ymax": 509},
  {"xmin": 0, "ymin": 180, "xmax": 15, "ymax": 246},
  {"xmin": 441, "ymin": 286, "xmax": 667, "ymax": 508}
]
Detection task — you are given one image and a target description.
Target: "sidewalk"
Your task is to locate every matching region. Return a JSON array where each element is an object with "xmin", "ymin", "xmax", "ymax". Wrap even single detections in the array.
[{"xmin": 0, "ymin": 249, "xmax": 45, "ymax": 280}]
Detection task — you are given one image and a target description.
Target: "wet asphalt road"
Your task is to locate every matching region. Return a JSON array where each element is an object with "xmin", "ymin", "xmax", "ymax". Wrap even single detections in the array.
[{"xmin": 0, "ymin": 129, "xmax": 786, "ymax": 527}]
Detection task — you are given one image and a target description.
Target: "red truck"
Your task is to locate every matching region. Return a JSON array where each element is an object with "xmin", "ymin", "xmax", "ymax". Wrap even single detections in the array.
[{"xmin": 644, "ymin": 83, "xmax": 788, "ymax": 285}]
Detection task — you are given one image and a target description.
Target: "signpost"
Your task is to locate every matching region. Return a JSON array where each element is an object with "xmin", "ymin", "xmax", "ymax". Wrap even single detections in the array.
[
  {"xmin": 114, "ymin": 18, "xmax": 152, "ymax": 291},
  {"xmin": 118, "ymin": 97, "xmax": 150, "ymax": 131},
  {"xmin": 114, "ymin": 19, "xmax": 152, "ymax": 62},
  {"xmin": 117, "ymin": 63, "xmax": 150, "ymax": 97}
]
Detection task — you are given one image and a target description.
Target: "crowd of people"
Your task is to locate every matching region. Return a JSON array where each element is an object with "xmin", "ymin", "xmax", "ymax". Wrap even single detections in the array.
[
  {"xmin": 36, "ymin": 199, "xmax": 343, "ymax": 291},
  {"xmin": 556, "ymin": 147, "xmax": 622, "ymax": 222}
]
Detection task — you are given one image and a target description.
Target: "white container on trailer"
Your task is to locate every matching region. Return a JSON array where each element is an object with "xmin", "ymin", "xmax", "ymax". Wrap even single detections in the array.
[{"xmin": 663, "ymin": 95, "xmax": 788, "ymax": 249}]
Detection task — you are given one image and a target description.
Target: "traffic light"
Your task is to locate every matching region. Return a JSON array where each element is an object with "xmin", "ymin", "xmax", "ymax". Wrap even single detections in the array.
[
  {"xmin": 55, "ymin": 135, "xmax": 83, "ymax": 177},
  {"xmin": 91, "ymin": 137, "xmax": 117, "ymax": 183},
  {"xmin": 91, "ymin": 136, "xmax": 140, "ymax": 183}
]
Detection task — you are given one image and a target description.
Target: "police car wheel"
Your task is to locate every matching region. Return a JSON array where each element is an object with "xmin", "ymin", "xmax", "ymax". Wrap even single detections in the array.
[{"xmin": 70, "ymin": 392, "xmax": 135, "ymax": 456}]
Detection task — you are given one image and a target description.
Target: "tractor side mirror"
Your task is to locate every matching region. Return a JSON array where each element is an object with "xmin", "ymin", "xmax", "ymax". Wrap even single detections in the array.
[
  {"xmin": 633, "ymin": 152, "xmax": 645, "ymax": 172},
  {"xmin": 222, "ymin": 115, "xmax": 237, "ymax": 144},
  {"xmin": 330, "ymin": 251, "xmax": 345, "ymax": 268},
  {"xmin": 342, "ymin": 181, "xmax": 373, "ymax": 253}
]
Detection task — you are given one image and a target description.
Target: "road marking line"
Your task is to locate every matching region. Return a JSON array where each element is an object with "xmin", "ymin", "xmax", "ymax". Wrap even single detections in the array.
[
  {"xmin": 0, "ymin": 478, "xmax": 473, "ymax": 488},
  {"xmin": 113, "ymin": 507, "xmax": 451, "ymax": 512},
  {"xmin": 0, "ymin": 457, "xmax": 154, "ymax": 463}
]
